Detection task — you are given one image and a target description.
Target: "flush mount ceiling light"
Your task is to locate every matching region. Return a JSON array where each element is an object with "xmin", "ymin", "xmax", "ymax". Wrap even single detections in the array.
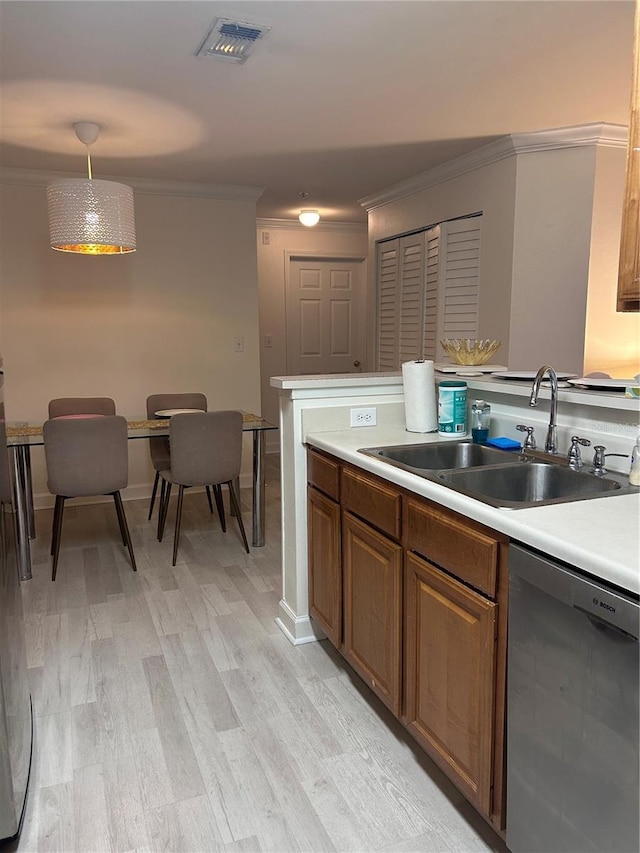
[
  {"xmin": 196, "ymin": 17, "xmax": 271, "ymax": 63},
  {"xmin": 46, "ymin": 122, "xmax": 136, "ymax": 255},
  {"xmin": 298, "ymin": 192, "xmax": 320, "ymax": 227}
]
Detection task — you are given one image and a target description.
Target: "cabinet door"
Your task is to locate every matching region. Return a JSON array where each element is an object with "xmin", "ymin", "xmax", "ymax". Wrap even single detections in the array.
[
  {"xmin": 308, "ymin": 486, "xmax": 342, "ymax": 647},
  {"xmin": 343, "ymin": 511, "xmax": 403, "ymax": 715},
  {"xmin": 404, "ymin": 551, "xmax": 497, "ymax": 817}
]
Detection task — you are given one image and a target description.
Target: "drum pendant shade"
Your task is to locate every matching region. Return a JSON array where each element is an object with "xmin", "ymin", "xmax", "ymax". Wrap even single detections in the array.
[
  {"xmin": 47, "ymin": 178, "xmax": 136, "ymax": 254},
  {"xmin": 46, "ymin": 122, "xmax": 136, "ymax": 255}
]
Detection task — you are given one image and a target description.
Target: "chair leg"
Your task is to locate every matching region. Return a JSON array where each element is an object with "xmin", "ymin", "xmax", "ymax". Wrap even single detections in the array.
[
  {"xmin": 148, "ymin": 471, "xmax": 160, "ymax": 520},
  {"xmin": 113, "ymin": 492, "xmax": 137, "ymax": 572},
  {"xmin": 156, "ymin": 478, "xmax": 166, "ymax": 540},
  {"xmin": 227, "ymin": 480, "xmax": 249, "ymax": 554},
  {"xmin": 158, "ymin": 480, "xmax": 172, "ymax": 542},
  {"xmin": 51, "ymin": 496, "xmax": 66, "ymax": 581},
  {"xmin": 213, "ymin": 484, "xmax": 226, "ymax": 532},
  {"xmin": 51, "ymin": 495, "xmax": 63, "ymax": 555},
  {"xmin": 205, "ymin": 486, "xmax": 214, "ymax": 514},
  {"xmin": 113, "ymin": 491, "xmax": 128, "ymax": 546},
  {"xmin": 172, "ymin": 485, "xmax": 185, "ymax": 567}
]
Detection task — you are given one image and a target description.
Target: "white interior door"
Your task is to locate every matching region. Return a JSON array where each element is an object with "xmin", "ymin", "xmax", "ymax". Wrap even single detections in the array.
[{"xmin": 286, "ymin": 257, "xmax": 364, "ymax": 375}]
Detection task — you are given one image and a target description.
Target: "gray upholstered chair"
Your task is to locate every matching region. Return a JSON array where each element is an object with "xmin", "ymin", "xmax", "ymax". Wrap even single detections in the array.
[
  {"xmin": 145, "ymin": 393, "xmax": 215, "ymax": 520},
  {"xmin": 43, "ymin": 415, "xmax": 137, "ymax": 581},
  {"xmin": 48, "ymin": 397, "xmax": 116, "ymax": 418},
  {"xmin": 157, "ymin": 410, "xmax": 249, "ymax": 565}
]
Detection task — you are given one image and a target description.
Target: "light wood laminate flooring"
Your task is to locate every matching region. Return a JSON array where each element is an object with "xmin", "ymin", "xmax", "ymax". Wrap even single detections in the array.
[{"xmin": 10, "ymin": 454, "xmax": 508, "ymax": 853}]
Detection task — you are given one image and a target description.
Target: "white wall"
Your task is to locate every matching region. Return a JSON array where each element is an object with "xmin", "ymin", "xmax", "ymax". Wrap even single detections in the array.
[
  {"xmin": 0, "ymin": 180, "xmax": 262, "ymax": 504},
  {"xmin": 509, "ymin": 146, "xmax": 595, "ymax": 373},
  {"xmin": 256, "ymin": 220, "xmax": 368, "ymax": 437},
  {"xmin": 365, "ymin": 128, "xmax": 639, "ymax": 378},
  {"xmin": 584, "ymin": 145, "xmax": 640, "ymax": 376},
  {"xmin": 366, "ymin": 156, "xmax": 518, "ymax": 367}
]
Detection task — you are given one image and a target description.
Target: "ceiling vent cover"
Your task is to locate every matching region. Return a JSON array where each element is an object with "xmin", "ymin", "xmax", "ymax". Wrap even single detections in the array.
[{"xmin": 196, "ymin": 17, "xmax": 271, "ymax": 63}]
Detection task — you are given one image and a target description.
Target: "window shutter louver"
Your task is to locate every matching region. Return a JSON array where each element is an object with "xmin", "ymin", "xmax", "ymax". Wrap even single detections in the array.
[
  {"xmin": 398, "ymin": 233, "xmax": 427, "ymax": 364},
  {"xmin": 422, "ymin": 225, "xmax": 440, "ymax": 361},
  {"xmin": 377, "ymin": 242, "xmax": 400, "ymax": 370},
  {"xmin": 436, "ymin": 218, "xmax": 481, "ymax": 361}
]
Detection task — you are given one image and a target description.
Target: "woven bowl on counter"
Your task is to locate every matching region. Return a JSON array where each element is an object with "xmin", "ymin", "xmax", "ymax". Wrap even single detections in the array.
[{"xmin": 440, "ymin": 338, "xmax": 502, "ymax": 366}]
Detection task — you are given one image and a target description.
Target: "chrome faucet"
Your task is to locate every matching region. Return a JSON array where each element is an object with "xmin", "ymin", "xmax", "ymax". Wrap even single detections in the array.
[{"xmin": 529, "ymin": 365, "xmax": 559, "ymax": 454}]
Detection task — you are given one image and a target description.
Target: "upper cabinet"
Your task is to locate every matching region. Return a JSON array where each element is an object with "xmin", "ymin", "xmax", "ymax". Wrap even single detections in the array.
[{"xmin": 617, "ymin": 0, "xmax": 640, "ymax": 312}]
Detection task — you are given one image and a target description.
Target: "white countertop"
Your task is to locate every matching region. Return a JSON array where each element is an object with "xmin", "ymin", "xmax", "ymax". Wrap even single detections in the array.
[{"xmin": 305, "ymin": 425, "xmax": 640, "ymax": 596}]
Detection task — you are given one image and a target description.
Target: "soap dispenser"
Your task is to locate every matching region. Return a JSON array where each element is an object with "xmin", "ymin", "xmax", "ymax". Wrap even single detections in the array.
[{"xmin": 630, "ymin": 435, "xmax": 640, "ymax": 486}]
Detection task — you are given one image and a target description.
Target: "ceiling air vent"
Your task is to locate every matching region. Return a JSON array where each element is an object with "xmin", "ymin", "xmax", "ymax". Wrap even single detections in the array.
[{"xmin": 196, "ymin": 18, "xmax": 271, "ymax": 64}]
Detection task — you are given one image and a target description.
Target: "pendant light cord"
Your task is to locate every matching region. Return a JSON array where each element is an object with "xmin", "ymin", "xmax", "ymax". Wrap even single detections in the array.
[{"xmin": 86, "ymin": 147, "xmax": 93, "ymax": 180}]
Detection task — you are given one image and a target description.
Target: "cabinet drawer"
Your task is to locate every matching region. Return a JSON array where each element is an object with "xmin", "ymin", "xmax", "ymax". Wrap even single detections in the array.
[
  {"xmin": 342, "ymin": 467, "xmax": 402, "ymax": 540},
  {"xmin": 307, "ymin": 448, "xmax": 340, "ymax": 501},
  {"xmin": 405, "ymin": 498, "xmax": 501, "ymax": 598}
]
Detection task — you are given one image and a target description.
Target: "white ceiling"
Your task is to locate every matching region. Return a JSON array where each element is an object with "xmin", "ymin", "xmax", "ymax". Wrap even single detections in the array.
[{"xmin": 0, "ymin": 0, "xmax": 635, "ymax": 223}]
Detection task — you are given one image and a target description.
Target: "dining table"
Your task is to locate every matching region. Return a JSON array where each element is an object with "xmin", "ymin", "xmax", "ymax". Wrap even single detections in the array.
[{"xmin": 6, "ymin": 412, "xmax": 277, "ymax": 581}]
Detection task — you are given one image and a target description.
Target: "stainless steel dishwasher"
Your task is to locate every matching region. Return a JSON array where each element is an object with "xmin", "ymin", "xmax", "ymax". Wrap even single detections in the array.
[{"xmin": 507, "ymin": 543, "xmax": 639, "ymax": 853}]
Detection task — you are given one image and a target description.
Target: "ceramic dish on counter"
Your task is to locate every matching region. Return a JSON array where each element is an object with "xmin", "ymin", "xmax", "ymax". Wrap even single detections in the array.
[
  {"xmin": 492, "ymin": 370, "xmax": 577, "ymax": 381},
  {"xmin": 434, "ymin": 363, "xmax": 508, "ymax": 374},
  {"xmin": 154, "ymin": 408, "xmax": 205, "ymax": 417},
  {"xmin": 567, "ymin": 378, "xmax": 636, "ymax": 391}
]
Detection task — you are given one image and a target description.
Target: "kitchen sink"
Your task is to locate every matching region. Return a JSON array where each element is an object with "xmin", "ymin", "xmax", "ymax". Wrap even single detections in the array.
[
  {"xmin": 438, "ymin": 461, "xmax": 629, "ymax": 508},
  {"xmin": 360, "ymin": 440, "xmax": 519, "ymax": 472},
  {"xmin": 359, "ymin": 440, "xmax": 638, "ymax": 508}
]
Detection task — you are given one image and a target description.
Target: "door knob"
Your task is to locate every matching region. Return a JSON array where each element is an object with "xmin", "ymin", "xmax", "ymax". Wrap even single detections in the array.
[{"xmin": 353, "ymin": 360, "xmax": 361, "ymax": 367}]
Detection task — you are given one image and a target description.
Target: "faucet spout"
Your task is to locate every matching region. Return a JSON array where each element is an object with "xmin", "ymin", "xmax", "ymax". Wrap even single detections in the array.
[{"xmin": 529, "ymin": 364, "xmax": 559, "ymax": 454}]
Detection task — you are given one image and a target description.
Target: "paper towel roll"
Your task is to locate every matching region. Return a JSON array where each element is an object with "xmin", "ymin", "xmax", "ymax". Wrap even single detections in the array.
[{"xmin": 402, "ymin": 360, "xmax": 438, "ymax": 433}]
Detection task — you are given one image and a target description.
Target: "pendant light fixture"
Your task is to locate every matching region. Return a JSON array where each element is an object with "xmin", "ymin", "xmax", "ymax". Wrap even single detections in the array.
[
  {"xmin": 47, "ymin": 122, "xmax": 136, "ymax": 254},
  {"xmin": 298, "ymin": 192, "xmax": 320, "ymax": 227}
]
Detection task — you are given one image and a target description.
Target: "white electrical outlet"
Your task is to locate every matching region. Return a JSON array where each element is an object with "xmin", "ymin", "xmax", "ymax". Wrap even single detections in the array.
[{"xmin": 350, "ymin": 407, "xmax": 377, "ymax": 427}]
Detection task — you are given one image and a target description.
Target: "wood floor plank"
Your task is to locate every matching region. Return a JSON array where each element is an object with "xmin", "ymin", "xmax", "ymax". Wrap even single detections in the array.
[
  {"xmin": 35, "ymin": 712, "xmax": 73, "ymax": 790},
  {"xmin": 103, "ymin": 754, "xmax": 151, "ymax": 853},
  {"xmin": 92, "ymin": 638, "xmax": 134, "ymax": 761},
  {"xmin": 218, "ymin": 726, "xmax": 301, "ymax": 853},
  {"xmin": 37, "ymin": 781, "xmax": 75, "ymax": 853},
  {"xmin": 142, "ymin": 655, "xmax": 207, "ymax": 802},
  {"xmin": 131, "ymin": 727, "xmax": 175, "ymax": 812},
  {"xmin": 176, "ymin": 794, "xmax": 225, "ymax": 851},
  {"xmin": 73, "ymin": 764, "xmax": 111, "ymax": 853}
]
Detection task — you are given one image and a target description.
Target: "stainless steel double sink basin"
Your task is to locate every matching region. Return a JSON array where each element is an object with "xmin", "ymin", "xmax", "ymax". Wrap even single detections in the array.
[{"xmin": 359, "ymin": 440, "xmax": 638, "ymax": 509}]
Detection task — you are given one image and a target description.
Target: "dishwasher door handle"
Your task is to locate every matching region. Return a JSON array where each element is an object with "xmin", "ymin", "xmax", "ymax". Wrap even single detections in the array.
[{"xmin": 574, "ymin": 604, "xmax": 639, "ymax": 641}]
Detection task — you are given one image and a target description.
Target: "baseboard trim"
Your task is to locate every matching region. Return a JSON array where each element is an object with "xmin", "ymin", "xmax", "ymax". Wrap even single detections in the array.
[{"xmin": 276, "ymin": 599, "xmax": 325, "ymax": 645}]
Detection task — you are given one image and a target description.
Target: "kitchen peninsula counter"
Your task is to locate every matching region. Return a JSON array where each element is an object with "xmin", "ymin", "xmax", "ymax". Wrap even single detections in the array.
[
  {"xmin": 271, "ymin": 371, "xmax": 640, "ymax": 644},
  {"xmin": 304, "ymin": 425, "xmax": 639, "ymax": 596}
]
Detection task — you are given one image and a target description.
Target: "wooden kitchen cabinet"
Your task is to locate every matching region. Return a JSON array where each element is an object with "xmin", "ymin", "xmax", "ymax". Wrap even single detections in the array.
[
  {"xmin": 307, "ymin": 450, "xmax": 342, "ymax": 647},
  {"xmin": 404, "ymin": 550, "xmax": 497, "ymax": 815},
  {"xmin": 306, "ymin": 447, "xmax": 508, "ymax": 830},
  {"xmin": 343, "ymin": 510, "xmax": 403, "ymax": 715}
]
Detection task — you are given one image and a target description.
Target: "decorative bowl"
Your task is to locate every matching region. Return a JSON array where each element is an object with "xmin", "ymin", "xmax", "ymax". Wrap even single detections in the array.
[{"xmin": 440, "ymin": 338, "xmax": 502, "ymax": 366}]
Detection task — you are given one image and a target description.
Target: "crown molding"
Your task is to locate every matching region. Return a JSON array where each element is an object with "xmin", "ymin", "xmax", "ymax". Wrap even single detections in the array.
[
  {"xmin": 256, "ymin": 217, "xmax": 367, "ymax": 233},
  {"xmin": 359, "ymin": 122, "xmax": 629, "ymax": 212},
  {"xmin": 0, "ymin": 167, "xmax": 264, "ymax": 201}
]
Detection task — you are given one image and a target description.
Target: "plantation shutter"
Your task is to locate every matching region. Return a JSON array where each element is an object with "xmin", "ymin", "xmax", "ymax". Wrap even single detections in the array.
[
  {"xmin": 377, "ymin": 241, "xmax": 400, "ymax": 370},
  {"xmin": 375, "ymin": 214, "xmax": 482, "ymax": 370},
  {"xmin": 398, "ymin": 232, "xmax": 427, "ymax": 364},
  {"xmin": 421, "ymin": 225, "xmax": 440, "ymax": 361},
  {"xmin": 436, "ymin": 217, "xmax": 481, "ymax": 360}
]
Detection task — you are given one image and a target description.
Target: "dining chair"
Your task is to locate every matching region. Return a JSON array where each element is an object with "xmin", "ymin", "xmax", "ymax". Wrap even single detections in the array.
[
  {"xmin": 145, "ymin": 393, "xmax": 218, "ymax": 521},
  {"xmin": 156, "ymin": 410, "xmax": 249, "ymax": 566},
  {"xmin": 48, "ymin": 397, "xmax": 116, "ymax": 418},
  {"xmin": 43, "ymin": 415, "xmax": 137, "ymax": 580}
]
